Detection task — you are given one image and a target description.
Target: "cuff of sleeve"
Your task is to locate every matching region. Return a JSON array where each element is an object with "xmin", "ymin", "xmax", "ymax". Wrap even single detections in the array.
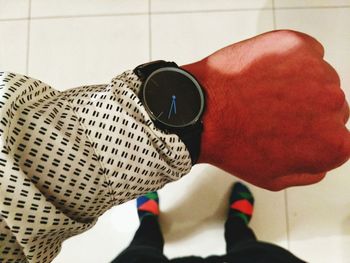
[{"xmin": 110, "ymin": 70, "xmax": 193, "ymax": 182}]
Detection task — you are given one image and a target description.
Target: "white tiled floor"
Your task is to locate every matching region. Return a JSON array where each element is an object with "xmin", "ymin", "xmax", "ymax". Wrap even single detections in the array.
[
  {"xmin": 150, "ymin": 0, "xmax": 273, "ymax": 12},
  {"xmin": 0, "ymin": 1, "xmax": 349, "ymax": 262},
  {"xmin": 0, "ymin": 20, "xmax": 28, "ymax": 73},
  {"xmin": 151, "ymin": 10, "xmax": 274, "ymax": 63},
  {"xmin": 274, "ymin": 0, "xmax": 350, "ymax": 8},
  {"xmin": 28, "ymin": 15, "xmax": 150, "ymax": 89},
  {"xmin": 0, "ymin": 0, "xmax": 29, "ymax": 19},
  {"xmin": 30, "ymin": 0, "xmax": 148, "ymax": 17}
]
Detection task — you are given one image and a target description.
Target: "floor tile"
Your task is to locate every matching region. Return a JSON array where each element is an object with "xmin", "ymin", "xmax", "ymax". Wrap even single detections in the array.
[
  {"xmin": 0, "ymin": 20, "xmax": 28, "ymax": 73},
  {"xmin": 28, "ymin": 15, "xmax": 149, "ymax": 90},
  {"xmin": 52, "ymin": 200, "xmax": 139, "ymax": 263},
  {"xmin": 160, "ymin": 165, "xmax": 288, "ymax": 258},
  {"xmin": 151, "ymin": 0, "xmax": 272, "ymax": 13},
  {"xmin": 286, "ymin": 163, "xmax": 350, "ymax": 262},
  {"xmin": 274, "ymin": 0, "xmax": 350, "ymax": 8},
  {"xmin": 53, "ymin": 165, "xmax": 288, "ymax": 262},
  {"xmin": 151, "ymin": 10, "xmax": 274, "ymax": 65},
  {"xmin": 0, "ymin": 0, "xmax": 29, "ymax": 20},
  {"xmin": 31, "ymin": 0, "xmax": 148, "ymax": 18}
]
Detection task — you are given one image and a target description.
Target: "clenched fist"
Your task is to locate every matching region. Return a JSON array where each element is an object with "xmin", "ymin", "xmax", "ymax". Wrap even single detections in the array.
[{"xmin": 183, "ymin": 30, "xmax": 350, "ymax": 191}]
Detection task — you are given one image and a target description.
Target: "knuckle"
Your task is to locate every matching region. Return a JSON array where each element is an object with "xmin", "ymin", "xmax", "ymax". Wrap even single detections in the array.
[
  {"xmin": 342, "ymin": 102, "xmax": 350, "ymax": 124},
  {"xmin": 275, "ymin": 29, "xmax": 304, "ymax": 39},
  {"xmin": 267, "ymin": 185, "xmax": 284, "ymax": 192},
  {"xmin": 274, "ymin": 30, "xmax": 306, "ymax": 46},
  {"xmin": 328, "ymin": 89, "xmax": 346, "ymax": 111},
  {"xmin": 264, "ymin": 181, "xmax": 284, "ymax": 192},
  {"xmin": 339, "ymin": 134, "xmax": 350, "ymax": 159},
  {"xmin": 274, "ymin": 30, "xmax": 324, "ymax": 56},
  {"xmin": 328, "ymin": 131, "xmax": 350, "ymax": 166},
  {"xmin": 324, "ymin": 61, "xmax": 341, "ymax": 86}
]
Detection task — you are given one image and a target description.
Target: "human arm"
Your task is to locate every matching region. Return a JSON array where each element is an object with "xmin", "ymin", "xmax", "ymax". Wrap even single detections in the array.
[
  {"xmin": 0, "ymin": 70, "xmax": 192, "ymax": 262},
  {"xmin": 182, "ymin": 30, "xmax": 350, "ymax": 191}
]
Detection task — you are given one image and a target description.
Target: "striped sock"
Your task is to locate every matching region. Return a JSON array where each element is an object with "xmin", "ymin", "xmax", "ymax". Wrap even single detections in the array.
[
  {"xmin": 136, "ymin": 192, "xmax": 159, "ymax": 221},
  {"xmin": 228, "ymin": 182, "xmax": 254, "ymax": 225}
]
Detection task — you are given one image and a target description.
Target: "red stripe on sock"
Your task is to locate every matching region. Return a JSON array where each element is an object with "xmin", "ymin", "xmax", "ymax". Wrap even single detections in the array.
[
  {"xmin": 231, "ymin": 199, "xmax": 253, "ymax": 215},
  {"xmin": 138, "ymin": 200, "xmax": 159, "ymax": 215}
]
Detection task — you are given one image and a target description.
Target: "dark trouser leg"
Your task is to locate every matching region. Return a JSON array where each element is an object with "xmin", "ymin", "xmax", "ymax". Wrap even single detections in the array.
[
  {"xmin": 129, "ymin": 216, "xmax": 164, "ymax": 250},
  {"xmin": 224, "ymin": 217, "xmax": 306, "ymax": 263},
  {"xmin": 111, "ymin": 216, "xmax": 166, "ymax": 263},
  {"xmin": 224, "ymin": 216, "xmax": 257, "ymax": 252}
]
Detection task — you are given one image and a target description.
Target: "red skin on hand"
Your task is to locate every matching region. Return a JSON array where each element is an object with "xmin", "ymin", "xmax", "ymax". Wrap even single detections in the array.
[{"xmin": 182, "ymin": 30, "xmax": 350, "ymax": 191}]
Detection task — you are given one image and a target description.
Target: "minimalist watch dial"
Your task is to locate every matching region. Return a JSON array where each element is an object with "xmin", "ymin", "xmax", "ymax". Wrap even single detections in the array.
[{"xmin": 143, "ymin": 67, "xmax": 204, "ymax": 128}]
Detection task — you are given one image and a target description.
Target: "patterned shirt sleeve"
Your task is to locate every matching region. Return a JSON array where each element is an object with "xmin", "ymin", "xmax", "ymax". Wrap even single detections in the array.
[{"xmin": 0, "ymin": 70, "xmax": 192, "ymax": 262}]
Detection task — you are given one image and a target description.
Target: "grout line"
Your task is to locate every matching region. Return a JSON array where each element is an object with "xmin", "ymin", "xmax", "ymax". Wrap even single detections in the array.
[
  {"xmin": 150, "ymin": 5, "xmax": 350, "ymax": 15},
  {"xmin": 284, "ymin": 189, "xmax": 291, "ymax": 250},
  {"xmin": 25, "ymin": 0, "xmax": 32, "ymax": 75},
  {"xmin": 151, "ymin": 7, "xmax": 273, "ymax": 15},
  {"xmin": 28, "ymin": 12, "xmax": 149, "ymax": 20},
  {"xmin": 272, "ymin": 0, "xmax": 277, "ymax": 29},
  {"xmin": 148, "ymin": 0, "xmax": 152, "ymax": 61},
  {"xmin": 0, "ymin": 17, "xmax": 28, "ymax": 22},
  {"xmin": 274, "ymin": 4, "xmax": 350, "ymax": 10},
  {"xmin": 0, "ymin": 5, "xmax": 349, "ymax": 22}
]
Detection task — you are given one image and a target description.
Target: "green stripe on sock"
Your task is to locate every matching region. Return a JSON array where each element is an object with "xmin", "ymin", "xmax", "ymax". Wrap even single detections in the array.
[
  {"xmin": 238, "ymin": 192, "xmax": 253, "ymax": 200},
  {"xmin": 146, "ymin": 192, "xmax": 158, "ymax": 200},
  {"xmin": 232, "ymin": 212, "xmax": 249, "ymax": 225}
]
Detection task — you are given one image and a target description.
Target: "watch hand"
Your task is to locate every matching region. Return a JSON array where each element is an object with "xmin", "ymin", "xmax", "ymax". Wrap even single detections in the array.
[
  {"xmin": 168, "ymin": 101, "xmax": 174, "ymax": 119},
  {"xmin": 157, "ymin": 111, "xmax": 164, "ymax": 118},
  {"xmin": 150, "ymin": 79, "xmax": 160, "ymax": 87},
  {"xmin": 168, "ymin": 95, "xmax": 176, "ymax": 119},
  {"xmin": 173, "ymin": 95, "xmax": 177, "ymax": 114}
]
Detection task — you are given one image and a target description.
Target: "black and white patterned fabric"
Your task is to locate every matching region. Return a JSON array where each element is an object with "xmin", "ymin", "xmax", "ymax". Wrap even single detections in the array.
[{"xmin": 0, "ymin": 70, "xmax": 192, "ymax": 262}]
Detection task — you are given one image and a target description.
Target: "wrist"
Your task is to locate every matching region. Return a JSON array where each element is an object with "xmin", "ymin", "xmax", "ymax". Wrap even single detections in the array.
[
  {"xmin": 181, "ymin": 55, "xmax": 244, "ymax": 171},
  {"xmin": 181, "ymin": 60, "xmax": 224, "ymax": 165}
]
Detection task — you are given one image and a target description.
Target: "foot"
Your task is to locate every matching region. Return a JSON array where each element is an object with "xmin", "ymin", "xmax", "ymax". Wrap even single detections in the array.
[
  {"xmin": 137, "ymin": 192, "xmax": 160, "ymax": 221},
  {"xmin": 228, "ymin": 182, "xmax": 254, "ymax": 225}
]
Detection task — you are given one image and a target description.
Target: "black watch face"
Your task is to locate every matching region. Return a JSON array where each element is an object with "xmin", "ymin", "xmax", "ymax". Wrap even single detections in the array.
[{"xmin": 143, "ymin": 67, "xmax": 205, "ymax": 128}]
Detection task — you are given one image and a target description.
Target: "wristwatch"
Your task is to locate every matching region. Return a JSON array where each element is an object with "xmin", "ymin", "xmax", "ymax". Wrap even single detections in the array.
[{"xmin": 134, "ymin": 60, "xmax": 205, "ymax": 164}]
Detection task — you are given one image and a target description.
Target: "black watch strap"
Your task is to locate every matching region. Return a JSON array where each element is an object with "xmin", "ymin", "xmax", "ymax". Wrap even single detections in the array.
[
  {"xmin": 176, "ymin": 122, "xmax": 203, "ymax": 165},
  {"xmin": 134, "ymin": 60, "xmax": 203, "ymax": 165},
  {"xmin": 134, "ymin": 60, "xmax": 178, "ymax": 81}
]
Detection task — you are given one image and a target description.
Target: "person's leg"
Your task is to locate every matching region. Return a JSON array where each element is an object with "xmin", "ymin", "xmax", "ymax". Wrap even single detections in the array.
[
  {"xmin": 112, "ymin": 192, "xmax": 167, "ymax": 263},
  {"xmin": 224, "ymin": 182, "xmax": 257, "ymax": 252},
  {"xmin": 129, "ymin": 191, "xmax": 164, "ymax": 249},
  {"xmin": 128, "ymin": 215, "xmax": 164, "ymax": 249},
  {"xmin": 223, "ymin": 183, "xmax": 306, "ymax": 263}
]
